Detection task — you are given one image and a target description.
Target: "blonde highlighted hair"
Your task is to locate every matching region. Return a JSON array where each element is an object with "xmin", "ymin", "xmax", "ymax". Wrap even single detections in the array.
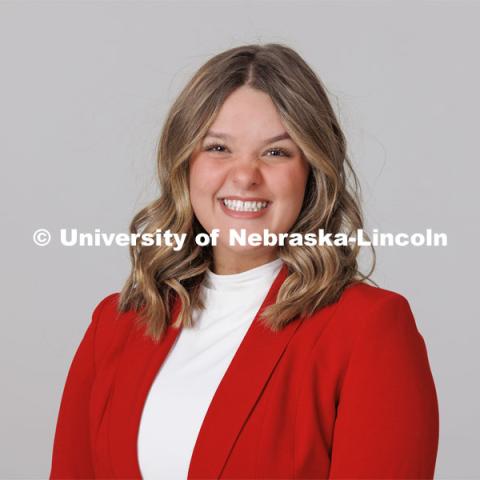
[{"xmin": 119, "ymin": 43, "xmax": 376, "ymax": 343}]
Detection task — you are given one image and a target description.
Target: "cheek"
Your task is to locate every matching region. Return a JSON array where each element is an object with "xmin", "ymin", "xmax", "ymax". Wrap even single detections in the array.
[
  {"xmin": 190, "ymin": 160, "xmax": 222, "ymax": 196},
  {"xmin": 269, "ymin": 167, "xmax": 308, "ymax": 226},
  {"xmin": 189, "ymin": 159, "xmax": 226, "ymax": 219},
  {"xmin": 272, "ymin": 166, "xmax": 308, "ymax": 205}
]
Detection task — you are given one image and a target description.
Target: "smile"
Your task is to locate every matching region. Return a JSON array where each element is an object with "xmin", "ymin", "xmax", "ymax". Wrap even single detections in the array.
[
  {"xmin": 218, "ymin": 197, "xmax": 272, "ymax": 219},
  {"xmin": 222, "ymin": 199, "xmax": 269, "ymax": 212}
]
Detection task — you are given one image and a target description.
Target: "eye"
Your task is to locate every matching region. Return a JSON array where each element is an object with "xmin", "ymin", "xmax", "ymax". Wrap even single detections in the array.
[
  {"xmin": 265, "ymin": 147, "xmax": 291, "ymax": 158},
  {"xmin": 204, "ymin": 143, "xmax": 228, "ymax": 153}
]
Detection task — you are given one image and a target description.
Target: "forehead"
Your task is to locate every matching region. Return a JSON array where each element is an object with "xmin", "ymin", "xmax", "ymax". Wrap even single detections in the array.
[{"xmin": 208, "ymin": 87, "xmax": 287, "ymax": 140}]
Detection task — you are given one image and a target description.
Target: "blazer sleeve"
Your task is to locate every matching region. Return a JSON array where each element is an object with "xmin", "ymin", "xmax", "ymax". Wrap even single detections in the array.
[
  {"xmin": 328, "ymin": 294, "xmax": 439, "ymax": 479},
  {"xmin": 49, "ymin": 294, "xmax": 114, "ymax": 479}
]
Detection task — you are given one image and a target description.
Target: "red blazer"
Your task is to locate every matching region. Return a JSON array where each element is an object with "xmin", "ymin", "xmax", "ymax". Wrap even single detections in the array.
[{"xmin": 50, "ymin": 264, "xmax": 439, "ymax": 479}]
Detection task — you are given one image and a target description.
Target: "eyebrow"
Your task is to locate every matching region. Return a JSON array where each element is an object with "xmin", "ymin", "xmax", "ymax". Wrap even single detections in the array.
[{"xmin": 205, "ymin": 130, "xmax": 291, "ymax": 144}]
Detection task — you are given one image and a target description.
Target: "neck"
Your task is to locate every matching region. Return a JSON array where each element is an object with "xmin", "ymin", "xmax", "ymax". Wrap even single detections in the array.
[{"xmin": 211, "ymin": 247, "xmax": 279, "ymax": 275}]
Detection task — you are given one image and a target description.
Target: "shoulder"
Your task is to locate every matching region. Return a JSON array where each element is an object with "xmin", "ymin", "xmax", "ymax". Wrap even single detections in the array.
[
  {"xmin": 339, "ymin": 282, "xmax": 417, "ymax": 335},
  {"xmin": 338, "ymin": 281, "xmax": 412, "ymax": 316},
  {"xmin": 301, "ymin": 283, "xmax": 429, "ymax": 390},
  {"xmin": 91, "ymin": 292, "xmax": 124, "ymax": 333},
  {"xmin": 336, "ymin": 282, "xmax": 414, "ymax": 324},
  {"xmin": 92, "ymin": 292, "xmax": 121, "ymax": 318},
  {"xmin": 90, "ymin": 292, "xmax": 136, "ymax": 365},
  {"xmin": 331, "ymin": 282, "xmax": 422, "ymax": 356},
  {"xmin": 303, "ymin": 282, "xmax": 419, "ymax": 349}
]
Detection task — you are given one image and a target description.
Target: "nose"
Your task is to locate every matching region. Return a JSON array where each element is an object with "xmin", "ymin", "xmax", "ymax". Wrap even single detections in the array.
[{"xmin": 230, "ymin": 156, "xmax": 263, "ymax": 189}]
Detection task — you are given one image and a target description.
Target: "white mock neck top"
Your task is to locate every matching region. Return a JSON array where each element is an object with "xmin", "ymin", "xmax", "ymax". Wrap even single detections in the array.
[{"xmin": 137, "ymin": 257, "xmax": 284, "ymax": 479}]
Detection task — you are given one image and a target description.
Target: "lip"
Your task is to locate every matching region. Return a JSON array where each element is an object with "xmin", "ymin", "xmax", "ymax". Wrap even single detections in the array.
[
  {"xmin": 218, "ymin": 197, "xmax": 271, "ymax": 219},
  {"xmin": 219, "ymin": 195, "xmax": 271, "ymax": 202}
]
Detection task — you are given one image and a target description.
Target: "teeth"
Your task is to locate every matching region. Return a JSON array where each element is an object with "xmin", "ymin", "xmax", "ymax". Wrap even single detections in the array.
[{"xmin": 222, "ymin": 199, "xmax": 269, "ymax": 212}]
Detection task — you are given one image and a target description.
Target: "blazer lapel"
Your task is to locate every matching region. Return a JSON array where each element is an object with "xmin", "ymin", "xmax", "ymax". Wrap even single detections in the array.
[
  {"xmin": 188, "ymin": 263, "xmax": 305, "ymax": 479},
  {"xmin": 108, "ymin": 262, "xmax": 303, "ymax": 479}
]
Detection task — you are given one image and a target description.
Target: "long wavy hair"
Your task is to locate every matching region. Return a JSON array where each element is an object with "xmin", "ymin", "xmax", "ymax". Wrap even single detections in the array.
[{"xmin": 118, "ymin": 43, "xmax": 376, "ymax": 343}]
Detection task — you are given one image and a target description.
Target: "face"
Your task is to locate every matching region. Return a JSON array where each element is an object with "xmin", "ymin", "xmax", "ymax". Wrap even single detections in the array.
[{"xmin": 189, "ymin": 85, "xmax": 310, "ymax": 271}]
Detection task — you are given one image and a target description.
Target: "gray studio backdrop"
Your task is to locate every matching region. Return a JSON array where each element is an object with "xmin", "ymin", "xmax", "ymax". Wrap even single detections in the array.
[{"xmin": 1, "ymin": 1, "xmax": 478, "ymax": 478}]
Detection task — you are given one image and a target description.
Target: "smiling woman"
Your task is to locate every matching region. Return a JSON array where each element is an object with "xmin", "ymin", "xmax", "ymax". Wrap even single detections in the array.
[{"xmin": 50, "ymin": 43, "xmax": 439, "ymax": 480}]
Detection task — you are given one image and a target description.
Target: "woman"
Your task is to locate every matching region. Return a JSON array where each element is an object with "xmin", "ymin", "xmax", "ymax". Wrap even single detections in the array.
[{"xmin": 50, "ymin": 44, "xmax": 439, "ymax": 479}]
